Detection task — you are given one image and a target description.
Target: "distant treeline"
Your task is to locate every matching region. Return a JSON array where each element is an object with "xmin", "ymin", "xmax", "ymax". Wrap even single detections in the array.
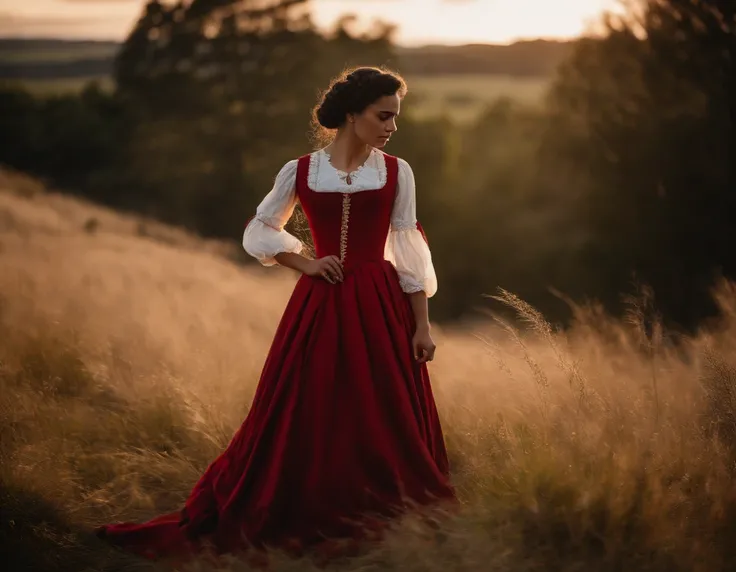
[
  {"xmin": 0, "ymin": 38, "xmax": 569, "ymax": 80},
  {"xmin": 0, "ymin": 39, "xmax": 119, "ymax": 54},
  {"xmin": 0, "ymin": 58, "xmax": 113, "ymax": 80},
  {"xmin": 396, "ymin": 40, "xmax": 572, "ymax": 76}
]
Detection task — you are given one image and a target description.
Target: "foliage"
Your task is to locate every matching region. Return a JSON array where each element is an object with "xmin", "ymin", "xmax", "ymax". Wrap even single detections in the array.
[
  {"xmin": 545, "ymin": 0, "xmax": 736, "ymax": 327},
  {"xmin": 0, "ymin": 82, "xmax": 129, "ymax": 194},
  {"xmin": 108, "ymin": 0, "xmax": 394, "ymax": 236}
]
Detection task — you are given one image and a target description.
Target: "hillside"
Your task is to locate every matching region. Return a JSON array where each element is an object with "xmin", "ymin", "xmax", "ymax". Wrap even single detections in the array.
[
  {"xmin": 3, "ymin": 167, "xmax": 736, "ymax": 571},
  {"xmin": 0, "ymin": 37, "xmax": 571, "ymax": 81}
]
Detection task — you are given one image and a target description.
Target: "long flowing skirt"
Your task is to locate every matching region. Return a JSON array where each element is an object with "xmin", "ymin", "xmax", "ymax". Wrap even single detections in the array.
[{"xmin": 96, "ymin": 260, "xmax": 454, "ymax": 559}]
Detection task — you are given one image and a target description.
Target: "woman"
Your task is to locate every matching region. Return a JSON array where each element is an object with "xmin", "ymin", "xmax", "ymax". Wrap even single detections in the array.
[{"xmin": 96, "ymin": 67, "xmax": 454, "ymax": 560}]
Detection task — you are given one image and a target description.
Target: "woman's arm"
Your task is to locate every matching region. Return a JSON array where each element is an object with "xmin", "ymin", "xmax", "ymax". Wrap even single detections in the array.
[
  {"xmin": 408, "ymin": 291, "xmax": 435, "ymax": 363},
  {"xmin": 243, "ymin": 161, "xmax": 304, "ymax": 266},
  {"xmin": 274, "ymin": 252, "xmax": 345, "ymax": 284},
  {"xmin": 384, "ymin": 157, "xmax": 439, "ymax": 362},
  {"xmin": 408, "ymin": 291, "xmax": 431, "ymax": 333},
  {"xmin": 273, "ymin": 251, "xmax": 313, "ymax": 275}
]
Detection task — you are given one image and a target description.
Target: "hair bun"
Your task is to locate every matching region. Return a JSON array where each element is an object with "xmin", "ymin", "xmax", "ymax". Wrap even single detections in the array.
[
  {"xmin": 312, "ymin": 67, "xmax": 407, "ymax": 132},
  {"xmin": 316, "ymin": 81, "xmax": 351, "ymax": 129}
]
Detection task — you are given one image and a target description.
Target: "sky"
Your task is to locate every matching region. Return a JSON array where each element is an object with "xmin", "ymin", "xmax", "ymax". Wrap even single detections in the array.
[{"xmin": 0, "ymin": 0, "xmax": 619, "ymax": 46}]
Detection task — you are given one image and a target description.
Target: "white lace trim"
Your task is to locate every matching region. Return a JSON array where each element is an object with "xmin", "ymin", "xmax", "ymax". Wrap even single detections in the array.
[
  {"xmin": 384, "ymin": 225, "xmax": 437, "ymax": 298},
  {"xmin": 323, "ymin": 148, "xmax": 370, "ymax": 185},
  {"xmin": 306, "ymin": 148, "xmax": 387, "ymax": 193},
  {"xmin": 377, "ymin": 153, "xmax": 388, "ymax": 188},
  {"xmin": 399, "ymin": 275, "xmax": 424, "ymax": 294},
  {"xmin": 390, "ymin": 220, "xmax": 417, "ymax": 231},
  {"xmin": 308, "ymin": 151, "xmax": 320, "ymax": 191}
]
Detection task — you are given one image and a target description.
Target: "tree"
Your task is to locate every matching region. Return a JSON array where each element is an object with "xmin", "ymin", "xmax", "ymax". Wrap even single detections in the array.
[
  {"xmin": 546, "ymin": 0, "xmax": 736, "ymax": 328},
  {"xmin": 112, "ymin": 0, "xmax": 396, "ymax": 236}
]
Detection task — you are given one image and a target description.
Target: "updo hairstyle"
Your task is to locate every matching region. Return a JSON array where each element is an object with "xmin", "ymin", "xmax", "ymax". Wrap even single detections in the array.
[{"xmin": 311, "ymin": 67, "xmax": 407, "ymax": 142}]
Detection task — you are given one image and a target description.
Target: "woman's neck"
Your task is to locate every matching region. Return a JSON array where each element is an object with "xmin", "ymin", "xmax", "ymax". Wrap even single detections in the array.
[{"xmin": 325, "ymin": 131, "xmax": 372, "ymax": 173}]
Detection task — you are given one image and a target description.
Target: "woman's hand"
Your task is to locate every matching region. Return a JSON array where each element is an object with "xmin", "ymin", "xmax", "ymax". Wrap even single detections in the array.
[
  {"xmin": 304, "ymin": 256, "xmax": 344, "ymax": 284},
  {"xmin": 412, "ymin": 326, "xmax": 436, "ymax": 364}
]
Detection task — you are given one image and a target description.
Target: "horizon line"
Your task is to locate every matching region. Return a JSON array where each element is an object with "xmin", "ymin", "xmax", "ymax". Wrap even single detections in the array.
[{"xmin": 0, "ymin": 33, "xmax": 577, "ymax": 49}]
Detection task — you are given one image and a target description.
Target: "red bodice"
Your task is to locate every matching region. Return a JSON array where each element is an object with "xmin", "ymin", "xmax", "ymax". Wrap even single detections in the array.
[{"xmin": 295, "ymin": 153, "xmax": 399, "ymax": 269}]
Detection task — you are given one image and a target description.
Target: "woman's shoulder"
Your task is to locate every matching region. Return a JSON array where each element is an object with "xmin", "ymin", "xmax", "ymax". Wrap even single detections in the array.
[
  {"xmin": 278, "ymin": 150, "xmax": 319, "ymax": 169},
  {"xmin": 275, "ymin": 151, "xmax": 321, "ymax": 187},
  {"xmin": 273, "ymin": 158, "xmax": 300, "ymax": 184},
  {"xmin": 374, "ymin": 150, "xmax": 414, "ymax": 192},
  {"xmin": 375, "ymin": 149, "xmax": 411, "ymax": 171}
]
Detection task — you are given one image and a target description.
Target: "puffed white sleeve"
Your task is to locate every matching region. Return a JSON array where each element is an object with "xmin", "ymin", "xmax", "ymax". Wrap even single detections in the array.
[
  {"xmin": 242, "ymin": 159, "xmax": 304, "ymax": 266},
  {"xmin": 384, "ymin": 158, "xmax": 438, "ymax": 297}
]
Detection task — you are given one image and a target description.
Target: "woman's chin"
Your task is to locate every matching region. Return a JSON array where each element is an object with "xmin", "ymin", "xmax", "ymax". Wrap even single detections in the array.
[{"xmin": 375, "ymin": 138, "xmax": 390, "ymax": 148}]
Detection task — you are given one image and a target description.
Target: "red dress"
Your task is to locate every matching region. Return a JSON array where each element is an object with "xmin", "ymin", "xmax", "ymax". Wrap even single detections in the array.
[{"xmin": 95, "ymin": 152, "xmax": 454, "ymax": 559}]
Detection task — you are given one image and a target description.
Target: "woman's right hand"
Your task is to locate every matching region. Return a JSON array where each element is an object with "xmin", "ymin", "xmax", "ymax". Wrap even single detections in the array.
[{"xmin": 304, "ymin": 256, "xmax": 344, "ymax": 284}]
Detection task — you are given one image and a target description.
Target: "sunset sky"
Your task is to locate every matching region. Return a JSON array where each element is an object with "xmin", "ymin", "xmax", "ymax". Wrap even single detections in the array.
[{"xmin": 0, "ymin": 0, "xmax": 618, "ymax": 46}]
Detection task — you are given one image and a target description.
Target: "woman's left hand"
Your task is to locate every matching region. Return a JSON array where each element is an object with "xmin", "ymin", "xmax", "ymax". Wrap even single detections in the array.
[{"xmin": 412, "ymin": 327, "xmax": 436, "ymax": 364}]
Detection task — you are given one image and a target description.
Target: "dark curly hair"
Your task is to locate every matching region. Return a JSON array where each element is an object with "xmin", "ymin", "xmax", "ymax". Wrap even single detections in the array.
[{"xmin": 311, "ymin": 66, "xmax": 407, "ymax": 145}]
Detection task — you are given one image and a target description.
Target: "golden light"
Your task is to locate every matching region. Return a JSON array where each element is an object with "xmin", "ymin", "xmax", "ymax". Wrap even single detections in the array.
[
  {"xmin": 1, "ymin": 0, "xmax": 620, "ymax": 44},
  {"xmin": 313, "ymin": 0, "xmax": 620, "ymax": 45}
]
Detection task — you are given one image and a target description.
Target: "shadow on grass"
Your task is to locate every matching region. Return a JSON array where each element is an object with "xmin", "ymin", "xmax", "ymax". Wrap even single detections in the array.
[{"xmin": 0, "ymin": 480, "xmax": 159, "ymax": 572}]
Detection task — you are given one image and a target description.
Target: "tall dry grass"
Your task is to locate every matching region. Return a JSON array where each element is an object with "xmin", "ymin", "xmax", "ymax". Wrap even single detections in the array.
[{"xmin": 2, "ymin": 169, "xmax": 736, "ymax": 571}]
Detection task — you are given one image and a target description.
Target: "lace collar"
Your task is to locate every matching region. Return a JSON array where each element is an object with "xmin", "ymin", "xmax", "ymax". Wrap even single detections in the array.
[{"xmin": 307, "ymin": 148, "xmax": 387, "ymax": 193}]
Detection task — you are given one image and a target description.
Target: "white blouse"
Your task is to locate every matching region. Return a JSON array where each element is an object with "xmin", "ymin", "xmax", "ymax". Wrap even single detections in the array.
[{"xmin": 242, "ymin": 148, "xmax": 438, "ymax": 297}]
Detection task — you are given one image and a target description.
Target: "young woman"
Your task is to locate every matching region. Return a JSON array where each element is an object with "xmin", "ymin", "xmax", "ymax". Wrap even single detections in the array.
[{"xmin": 96, "ymin": 67, "xmax": 454, "ymax": 560}]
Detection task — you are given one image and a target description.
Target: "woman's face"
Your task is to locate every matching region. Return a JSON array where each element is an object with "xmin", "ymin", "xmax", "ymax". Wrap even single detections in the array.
[{"xmin": 351, "ymin": 93, "xmax": 400, "ymax": 149}]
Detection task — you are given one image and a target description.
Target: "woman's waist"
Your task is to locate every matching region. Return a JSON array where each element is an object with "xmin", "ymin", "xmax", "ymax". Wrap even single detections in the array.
[
  {"xmin": 313, "ymin": 246, "xmax": 387, "ymax": 266},
  {"xmin": 312, "ymin": 251, "xmax": 392, "ymax": 271}
]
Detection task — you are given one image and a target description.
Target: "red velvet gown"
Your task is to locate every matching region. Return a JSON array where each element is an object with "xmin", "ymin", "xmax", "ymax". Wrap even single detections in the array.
[{"xmin": 95, "ymin": 153, "xmax": 454, "ymax": 559}]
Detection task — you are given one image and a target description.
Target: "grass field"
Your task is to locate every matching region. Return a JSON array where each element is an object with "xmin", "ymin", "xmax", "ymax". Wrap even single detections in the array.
[
  {"xmin": 0, "ymin": 44, "xmax": 118, "ymax": 64},
  {"xmin": 3, "ymin": 167, "xmax": 736, "ymax": 571},
  {"xmin": 406, "ymin": 74, "xmax": 549, "ymax": 121},
  {"xmin": 2, "ymin": 76, "xmax": 114, "ymax": 95}
]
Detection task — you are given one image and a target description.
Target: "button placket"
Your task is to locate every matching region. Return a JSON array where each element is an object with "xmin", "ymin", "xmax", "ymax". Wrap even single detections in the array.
[{"xmin": 339, "ymin": 193, "xmax": 351, "ymax": 264}]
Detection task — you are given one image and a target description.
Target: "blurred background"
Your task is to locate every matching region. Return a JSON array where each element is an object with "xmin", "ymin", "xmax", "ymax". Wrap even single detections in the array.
[
  {"xmin": 3, "ymin": 4, "xmax": 736, "ymax": 571},
  {"xmin": 0, "ymin": 0, "xmax": 734, "ymax": 331}
]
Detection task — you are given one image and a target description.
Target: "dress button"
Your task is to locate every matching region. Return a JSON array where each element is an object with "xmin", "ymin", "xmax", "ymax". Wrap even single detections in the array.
[{"xmin": 339, "ymin": 193, "xmax": 351, "ymax": 264}]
